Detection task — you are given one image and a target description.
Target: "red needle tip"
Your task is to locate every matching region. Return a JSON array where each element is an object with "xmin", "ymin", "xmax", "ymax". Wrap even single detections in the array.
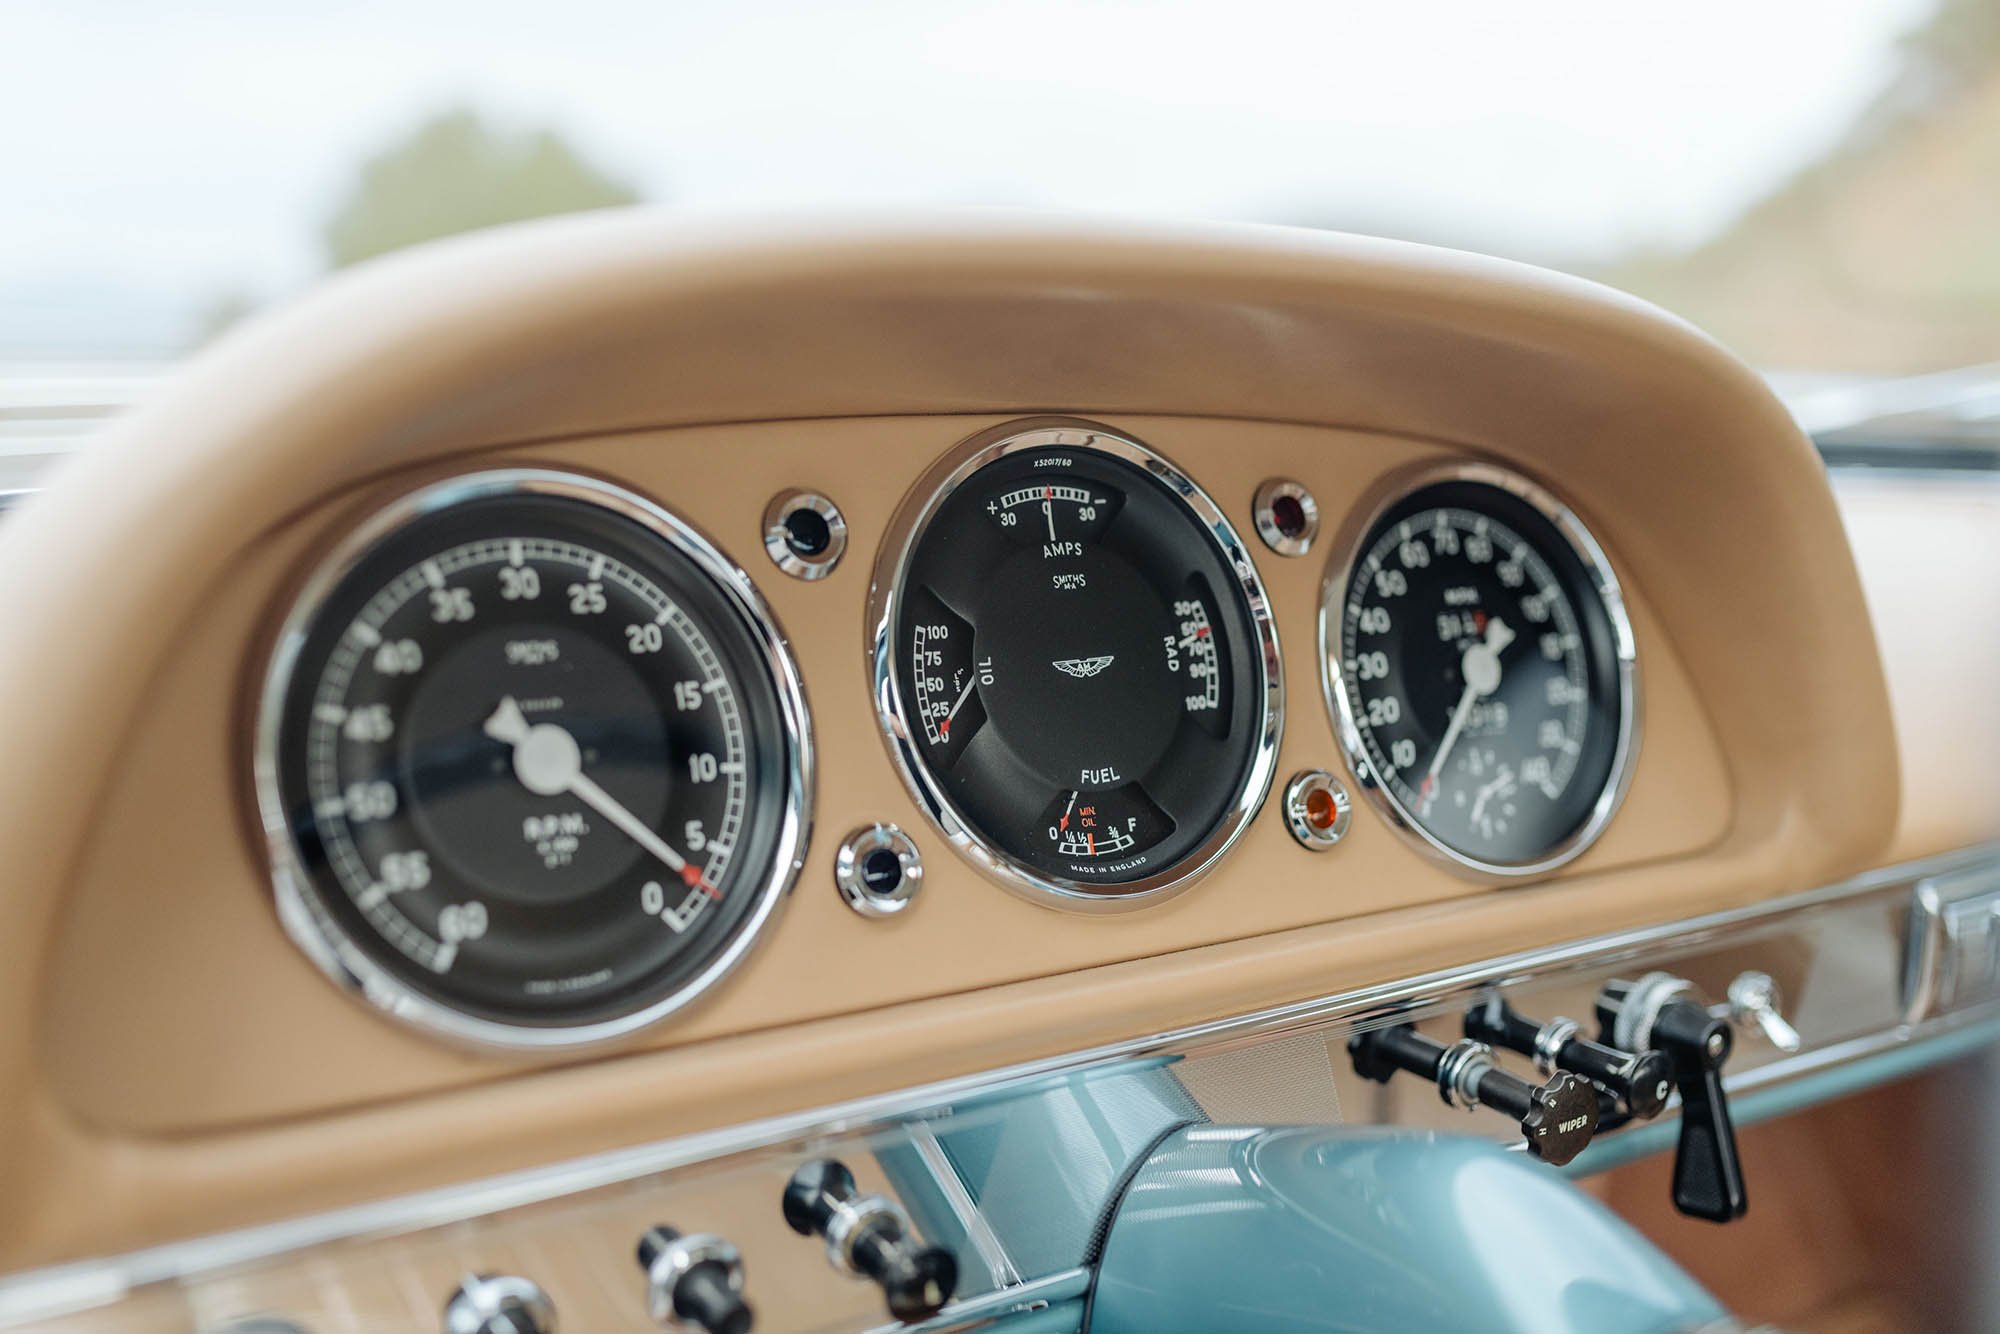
[{"xmin": 681, "ymin": 864, "xmax": 720, "ymax": 899}]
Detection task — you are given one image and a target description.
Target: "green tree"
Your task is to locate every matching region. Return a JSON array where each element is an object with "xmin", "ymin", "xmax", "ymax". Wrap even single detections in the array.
[{"xmin": 323, "ymin": 109, "xmax": 640, "ymax": 269}]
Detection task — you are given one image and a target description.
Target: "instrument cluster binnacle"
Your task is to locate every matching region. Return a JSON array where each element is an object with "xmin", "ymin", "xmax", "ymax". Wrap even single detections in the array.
[{"xmin": 255, "ymin": 424, "xmax": 1639, "ymax": 1049}]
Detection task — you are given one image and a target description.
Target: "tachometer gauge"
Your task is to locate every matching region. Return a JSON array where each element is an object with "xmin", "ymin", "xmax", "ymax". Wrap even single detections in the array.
[
  {"xmin": 254, "ymin": 470, "xmax": 810, "ymax": 1049},
  {"xmin": 871, "ymin": 420, "xmax": 1282, "ymax": 911},
  {"xmin": 1321, "ymin": 462, "xmax": 1637, "ymax": 878}
]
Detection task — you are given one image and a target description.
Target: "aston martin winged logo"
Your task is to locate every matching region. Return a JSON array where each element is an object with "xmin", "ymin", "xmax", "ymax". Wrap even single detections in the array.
[{"xmin": 1052, "ymin": 655, "xmax": 1115, "ymax": 679}]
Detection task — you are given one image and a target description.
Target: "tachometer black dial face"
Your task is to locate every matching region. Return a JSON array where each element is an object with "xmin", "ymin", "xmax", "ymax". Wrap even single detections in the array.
[
  {"xmin": 876, "ymin": 423, "xmax": 1282, "ymax": 909},
  {"xmin": 1324, "ymin": 467, "xmax": 1636, "ymax": 876},
  {"xmin": 256, "ymin": 472, "xmax": 809, "ymax": 1048}
]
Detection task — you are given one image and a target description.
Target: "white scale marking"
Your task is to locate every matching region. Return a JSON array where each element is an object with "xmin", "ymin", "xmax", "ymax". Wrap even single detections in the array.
[
  {"xmin": 508, "ymin": 539, "xmax": 525, "ymax": 566},
  {"xmin": 421, "ymin": 560, "xmax": 445, "ymax": 590},
  {"xmin": 431, "ymin": 942, "xmax": 458, "ymax": 974},
  {"xmin": 315, "ymin": 797, "xmax": 347, "ymax": 819},
  {"xmin": 357, "ymin": 884, "xmax": 387, "ymax": 910},
  {"xmin": 314, "ymin": 703, "xmax": 348, "ymax": 725},
  {"xmin": 655, "ymin": 609, "xmax": 673, "ymax": 624},
  {"xmin": 718, "ymin": 760, "xmax": 746, "ymax": 774},
  {"xmin": 588, "ymin": 555, "xmax": 605, "ymax": 580},
  {"xmin": 349, "ymin": 622, "xmax": 382, "ymax": 647}
]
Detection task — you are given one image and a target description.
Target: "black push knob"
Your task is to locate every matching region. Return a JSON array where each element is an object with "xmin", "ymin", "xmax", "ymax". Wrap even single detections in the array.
[
  {"xmin": 783, "ymin": 1159, "xmax": 957, "ymax": 1322},
  {"xmin": 637, "ymin": 1226, "xmax": 752, "ymax": 1334},
  {"xmin": 1597, "ymin": 974, "xmax": 1748, "ymax": 1223},
  {"xmin": 1466, "ymin": 995, "xmax": 1673, "ymax": 1119},
  {"xmin": 1350, "ymin": 1025, "xmax": 1599, "ymax": 1166}
]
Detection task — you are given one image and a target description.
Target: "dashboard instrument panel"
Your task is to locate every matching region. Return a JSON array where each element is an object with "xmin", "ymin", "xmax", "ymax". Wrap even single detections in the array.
[{"xmin": 0, "ymin": 218, "xmax": 1910, "ymax": 1276}]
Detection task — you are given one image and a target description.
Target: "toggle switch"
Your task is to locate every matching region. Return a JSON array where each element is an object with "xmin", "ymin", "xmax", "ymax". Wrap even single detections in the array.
[{"xmin": 1598, "ymin": 973, "xmax": 1748, "ymax": 1222}]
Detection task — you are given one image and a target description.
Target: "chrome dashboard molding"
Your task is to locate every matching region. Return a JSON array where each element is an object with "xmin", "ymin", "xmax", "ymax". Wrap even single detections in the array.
[
  {"xmin": 1318, "ymin": 458, "xmax": 1642, "ymax": 882},
  {"xmin": 3, "ymin": 842, "xmax": 1994, "ymax": 1326},
  {"xmin": 866, "ymin": 417, "xmax": 1286, "ymax": 914},
  {"xmin": 249, "ymin": 466, "xmax": 817, "ymax": 1054}
]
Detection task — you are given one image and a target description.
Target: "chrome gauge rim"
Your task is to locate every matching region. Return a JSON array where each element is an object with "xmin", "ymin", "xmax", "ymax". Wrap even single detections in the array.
[
  {"xmin": 1318, "ymin": 459, "xmax": 1640, "ymax": 881},
  {"xmin": 868, "ymin": 419, "xmax": 1284, "ymax": 913},
  {"xmin": 252, "ymin": 468, "xmax": 813, "ymax": 1051}
]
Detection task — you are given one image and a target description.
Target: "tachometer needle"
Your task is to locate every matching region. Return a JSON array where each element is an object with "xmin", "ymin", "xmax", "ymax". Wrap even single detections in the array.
[
  {"xmin": 1419, "ymin": 616, "xmax": 1515, "ymax": 811},
  {"xmin": 484, "ymin": 696, "xmax": 718, "ymax": 898}
]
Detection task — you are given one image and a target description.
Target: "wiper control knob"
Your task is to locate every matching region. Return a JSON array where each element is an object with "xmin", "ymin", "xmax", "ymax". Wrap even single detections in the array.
[{"xmin": 1349, "ymin": 1025, "xmax": 1599, "ymax": 1166}]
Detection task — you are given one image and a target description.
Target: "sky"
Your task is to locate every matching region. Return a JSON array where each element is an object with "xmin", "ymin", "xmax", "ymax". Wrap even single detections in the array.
[{"xmin": 0, "ymin": 0, "xmax": 1935, "ymax": 354}]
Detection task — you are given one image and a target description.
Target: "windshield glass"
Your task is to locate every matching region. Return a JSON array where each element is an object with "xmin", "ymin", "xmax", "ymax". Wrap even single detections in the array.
[{"xmin": 4, "ymin": 0, "xmax": 1993, "ymax": 380}]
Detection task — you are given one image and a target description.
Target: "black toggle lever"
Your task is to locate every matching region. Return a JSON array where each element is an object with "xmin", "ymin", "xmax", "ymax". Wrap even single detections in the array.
[
  {"xmin": 1597, "ymin": 973, "xmax": 1748, "ymax": 1223},
  {"xmin": 783, "ymin": 1159, "xmax": 957, "ymax": 1322},
  {"xmin": 1465, "ymin": 994, "xmax": 1673, "ymax": 1121},
  {"xmin": 1349, "ymin": 1024, "xmax": 1599, "ymax": 1166}
]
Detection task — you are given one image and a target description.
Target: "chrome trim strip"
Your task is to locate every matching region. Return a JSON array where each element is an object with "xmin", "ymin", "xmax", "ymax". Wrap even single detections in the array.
[
  {"xmin": 904, "ymin": 1122, "xmax": 1022, "ymax": 1289},
  {"xmin": 249, "ymin": 467, "xmax": 816, "ymax": 1053},
  {"xmin": 865, "ymin": 417, "xmax": 1286, "ymax": 913},
  {"xmin": 1, "ymin": 843, "xmax": 1992, "ymax": 1324},
  {"xmin": 1318, "ymin": 459, "xmax": 1642, "ymax": 881}
]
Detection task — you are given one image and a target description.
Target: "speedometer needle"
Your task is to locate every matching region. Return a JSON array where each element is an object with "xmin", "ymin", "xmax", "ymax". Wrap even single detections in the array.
[
  {"xmin": 1419, "ymin": 616, "xmax": 1515, "ymax": 811},
  {"xmin": 484, "ymin": 696, "xmax": 718, "ymax": 898}
]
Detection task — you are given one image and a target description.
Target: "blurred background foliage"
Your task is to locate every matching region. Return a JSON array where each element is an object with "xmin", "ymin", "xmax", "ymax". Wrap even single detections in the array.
[
  {"xmin": 323, "ymin": 110, "xmax": 639, "ymax": 270},
  {"xmin": 1601, "ymin": 0, "xmax": 2000, "ymax": 370}
]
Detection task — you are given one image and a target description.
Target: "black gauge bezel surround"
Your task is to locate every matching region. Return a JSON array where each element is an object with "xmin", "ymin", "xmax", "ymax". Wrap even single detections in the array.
[
  {"xmin": 1319, "ymin": 460, "xmax": 1639, "ymax": 881},
  {"xmin": 869, "ymin": 420, "xmax": 1284, "ymax": 913},
  {"xmin": 252, "ymin": 468, "xmax": 813, "ymax": 1052}
]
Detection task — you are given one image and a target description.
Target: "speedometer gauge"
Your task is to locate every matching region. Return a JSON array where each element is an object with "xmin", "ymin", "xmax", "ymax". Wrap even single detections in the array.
[
  {"xmin": 871, "ymin": 420, "xmax": 1282, "ymax": 911},
  {"xmin": 1321, "ymin": 462, "xmax": 1637, "ymax": 878},
  {"xmin": 254, "ymin": 470, "xmax": 810, "ymax": 1049}
]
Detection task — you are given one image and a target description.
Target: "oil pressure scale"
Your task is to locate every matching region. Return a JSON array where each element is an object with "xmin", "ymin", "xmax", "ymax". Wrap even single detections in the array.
[{"xmin": 872, "ymin": 420, "xmax": 1283, "ymax": 910}]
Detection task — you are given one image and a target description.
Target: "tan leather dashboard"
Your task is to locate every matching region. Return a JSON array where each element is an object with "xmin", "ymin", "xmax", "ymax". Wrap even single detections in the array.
[{"xmin": 0, "ymin": 215, "xmax": 1910, "ymax": 1268}]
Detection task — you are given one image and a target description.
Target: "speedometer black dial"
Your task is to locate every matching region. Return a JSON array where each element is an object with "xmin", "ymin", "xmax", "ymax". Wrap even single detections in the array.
[
  {"xmin": 873, "ymin": 421, "xmax": 1282, "ymax": 911},
  {"xmin": 1322, "ymin": 464, "xmax": 1637, "ymax": 877},
  {"xmin": 255, "ymin": 470, "xmax": 810, "ymax": 1049}
]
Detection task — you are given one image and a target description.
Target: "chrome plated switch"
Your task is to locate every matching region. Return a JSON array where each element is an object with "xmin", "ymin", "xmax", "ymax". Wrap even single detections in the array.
[
  {"xmin": 1725, "ymin": 970, "xmax": 1801, "ymax": 1052},
  {"xmin": 443, "ymin": 1273, "xmax": 556, "ymax": 1334}
]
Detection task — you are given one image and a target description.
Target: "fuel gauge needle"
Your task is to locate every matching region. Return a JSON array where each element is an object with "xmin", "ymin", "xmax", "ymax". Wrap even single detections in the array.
[{"xmin": 485, "ymin": 696, "xmax": 718, "ymax": 898}]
